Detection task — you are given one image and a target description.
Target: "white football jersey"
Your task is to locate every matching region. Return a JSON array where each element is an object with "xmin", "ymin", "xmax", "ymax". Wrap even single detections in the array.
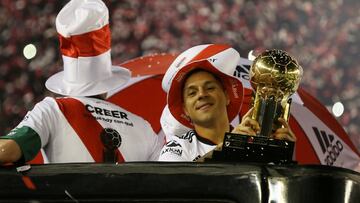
[
  {"xmin": 13, "ymin": 97, "xmax": 164, "ymax": 163},
  {"xmin": 158, "ymin": 130, "xmax": 217, "ymax": 161}
]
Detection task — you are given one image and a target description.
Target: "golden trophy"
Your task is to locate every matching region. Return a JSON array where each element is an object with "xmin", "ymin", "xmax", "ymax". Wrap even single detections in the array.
[
  {"xmin": 211, "ymin": 49, "xmax": 303, "ymax": 164},
  {"xmin": 250, "ymin": 49, "xmax": 303, "ymax": 137}
]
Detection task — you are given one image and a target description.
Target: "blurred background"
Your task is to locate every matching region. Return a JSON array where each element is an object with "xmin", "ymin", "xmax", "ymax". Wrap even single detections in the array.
[{"xmin": 0, "ymin": 0, "xmax": 359, "ymax": 150}]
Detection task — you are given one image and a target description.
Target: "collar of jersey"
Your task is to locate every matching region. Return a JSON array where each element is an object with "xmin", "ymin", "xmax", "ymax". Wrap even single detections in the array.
[{"xmin": 193, "ymin": 125, "xmax": 234, "ymax": 146}]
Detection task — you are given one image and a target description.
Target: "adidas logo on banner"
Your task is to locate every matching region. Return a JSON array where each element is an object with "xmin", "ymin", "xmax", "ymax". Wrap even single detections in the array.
[{"xmin": 313, "ymin": 127, "xmax": 344, "ymax": 166}]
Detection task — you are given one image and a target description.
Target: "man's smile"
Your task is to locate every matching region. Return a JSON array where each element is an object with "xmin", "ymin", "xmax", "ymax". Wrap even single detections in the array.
[{"xmin": 196, "ymin": 102, "xmax": 213, "ymax": 111}]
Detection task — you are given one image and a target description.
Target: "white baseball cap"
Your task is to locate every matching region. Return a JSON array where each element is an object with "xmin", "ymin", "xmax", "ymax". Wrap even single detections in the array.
[{"xmin": 45, "ymin": 0, "xmax": 131, "ymax": 97}]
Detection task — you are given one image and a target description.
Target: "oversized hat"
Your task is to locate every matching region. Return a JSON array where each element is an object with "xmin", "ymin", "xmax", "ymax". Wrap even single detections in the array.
[
  {"xmin": 45, "ymin": 0, "xmax": 131, "ymax": 97},
  {"xmin": 162, "ymin": 44, "xmax": 244, "ymax": 128}
]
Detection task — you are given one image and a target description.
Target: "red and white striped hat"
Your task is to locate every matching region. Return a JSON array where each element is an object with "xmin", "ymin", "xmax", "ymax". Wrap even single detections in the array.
[
  {"xmin": 162, "ymin": 44, "xmax": 244, "ymax": 128},
  {"xmin": 45, "ymin": 0, "xmax": 131, "ymax": 97}
]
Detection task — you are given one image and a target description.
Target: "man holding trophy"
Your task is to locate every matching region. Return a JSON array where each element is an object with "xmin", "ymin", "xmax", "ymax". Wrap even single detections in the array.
[
  {"xmin": 233, "ymin": 49, "xmax": 301, "ymax": 141},
  {"xmin": 221, "ymin": 49, "xmax": 302, "ymax": 163},
  {"xmin": 159, "ymin": 44, "xmax": 300, "ymax": 162}
]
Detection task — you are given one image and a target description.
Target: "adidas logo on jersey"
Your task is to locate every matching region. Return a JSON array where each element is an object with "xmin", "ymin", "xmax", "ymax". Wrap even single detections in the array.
[
  {"xmin": 312, "ymin": 127, "xmax": 344, "ymax": 166},
  {"xmin": 233, "ymin": 64, "xmax": 250, "ymax": 81},
  {"xmin": 179, "ymin": 130, "xmax": 196, "ymax": 143}
]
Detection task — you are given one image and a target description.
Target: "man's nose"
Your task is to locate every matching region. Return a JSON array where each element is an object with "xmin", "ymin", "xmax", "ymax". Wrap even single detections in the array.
[{"xmin": 198, "ymin": 87, "xmax": 209, "ymax": 99}]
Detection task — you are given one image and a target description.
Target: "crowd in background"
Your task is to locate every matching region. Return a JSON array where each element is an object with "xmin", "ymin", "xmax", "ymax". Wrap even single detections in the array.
[{"xmin": 0, "ymin": 0, "xmax": 359, "ymax": 150}]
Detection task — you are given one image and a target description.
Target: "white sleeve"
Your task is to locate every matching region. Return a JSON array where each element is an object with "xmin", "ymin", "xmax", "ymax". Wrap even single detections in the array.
[
  {"xmin": 144, "ymin": 121, "xmax": 166, "ymax": 161},
  {"xmin": 18, "ymin": 97, "xmax": 60, "ymax": 148}
]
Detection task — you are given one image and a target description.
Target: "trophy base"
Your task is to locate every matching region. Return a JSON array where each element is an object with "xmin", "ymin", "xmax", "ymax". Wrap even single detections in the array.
[{"xmin": 210, "ymin": 133, "xmax": 296, "ymax": 164}]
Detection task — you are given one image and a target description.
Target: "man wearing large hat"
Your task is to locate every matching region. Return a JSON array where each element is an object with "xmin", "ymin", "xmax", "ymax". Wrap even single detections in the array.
[
  {"xmin": 0, "ymin": 0, "xmax": 164, "ymax": 164},
  {"xmin": 159, "ymin": 44, "xmax": 295, "ymax": 161}
]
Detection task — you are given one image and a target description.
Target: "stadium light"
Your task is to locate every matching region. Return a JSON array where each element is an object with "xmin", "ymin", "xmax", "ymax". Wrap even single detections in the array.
[
  {"xmin": 332, "ymin": 101, "xmax": 344, "ymax": 117},
  {"xmin": 23, "ymin": 44, "xmax": 37, "ymax": 59}
]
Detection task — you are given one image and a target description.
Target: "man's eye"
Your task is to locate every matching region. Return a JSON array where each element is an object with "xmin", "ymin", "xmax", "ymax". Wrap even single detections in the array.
[
  {"xmin": 187, "ymin": 91, "xmax": 196, "ymax": 97},
  {"xmin": 207, "ymin": 86, "xmax": 215, "ymax": 90}
]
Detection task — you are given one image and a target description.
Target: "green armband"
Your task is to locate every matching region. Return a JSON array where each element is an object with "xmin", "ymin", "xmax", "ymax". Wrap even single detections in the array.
[{"xmin": 1, "ymin": 126, "xmax": 41, "ymax": 162}]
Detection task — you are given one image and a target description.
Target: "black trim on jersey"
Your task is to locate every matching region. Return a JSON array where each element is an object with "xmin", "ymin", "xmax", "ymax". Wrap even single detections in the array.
[
  {"xmin": 196, "ymin": 133, "xmax": 217, "ymax": 146},
  {"xmin": 194, "ymin": 126, "xmax": 234, "ymax": 146}
]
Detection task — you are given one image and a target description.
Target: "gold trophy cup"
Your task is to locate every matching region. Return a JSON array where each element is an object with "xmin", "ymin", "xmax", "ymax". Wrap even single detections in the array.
[
  {"xmin": 250, "ymin": 49, "xmax": 303, "ymax": 137},
  {"xmin": 211, "ymin": 49, "xmax": 302, "ymax": 163}
]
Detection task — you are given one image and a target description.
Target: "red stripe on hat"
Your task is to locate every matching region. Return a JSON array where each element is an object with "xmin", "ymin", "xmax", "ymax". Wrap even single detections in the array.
[
  {"xmin": 189, "ymin": 44, "xmax": 230, "ymax": 63},
  {"xmin": 56, "ymin": 98, "xmax": 125, "ymax": 163},
  {"xmin": 58, "ymin": 24, "xmax": 111, "ymax": 58}
]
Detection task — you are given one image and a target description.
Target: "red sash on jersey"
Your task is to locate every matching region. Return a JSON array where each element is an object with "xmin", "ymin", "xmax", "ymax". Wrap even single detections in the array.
[{"xmin": 56, "ymin": 98, "xmax": 125, "ymax": 163}]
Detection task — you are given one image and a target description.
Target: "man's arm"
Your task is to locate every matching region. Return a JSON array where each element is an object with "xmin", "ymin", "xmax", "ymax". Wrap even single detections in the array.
[
  {"xmin": 0, "ymin": 126, "xmax": 42, "ymax": 164},
  {"xmin": 0, "ymin": 139, "xmax": 22, "ymax": 164}
]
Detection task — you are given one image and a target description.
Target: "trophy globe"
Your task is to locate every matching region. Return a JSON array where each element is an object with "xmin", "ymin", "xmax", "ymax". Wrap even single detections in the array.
[
  {"xmin": 211, "ymin": 49, "xmax": 303, "ymax": 164},
  {"xmin": 250, "ymin": 49, "xmax": 303, "ymax": 137}
]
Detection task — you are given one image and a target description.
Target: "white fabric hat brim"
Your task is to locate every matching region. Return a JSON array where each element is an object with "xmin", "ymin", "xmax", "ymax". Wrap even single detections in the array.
[{"xmin": 45, "ymin": 65, "xmax": 131, "ymax": 97}]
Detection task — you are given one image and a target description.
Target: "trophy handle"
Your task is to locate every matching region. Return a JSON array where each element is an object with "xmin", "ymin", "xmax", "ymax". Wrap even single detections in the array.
[
  {"xmin": 251, "ymin": 87, "xmax": 278, "ymax": 137},
  {"xmin": 259, "ymin": 96, "xmax": 277, "ymax": 137},
  {"xmin": 276, "ymin": 97, "xmax": 292, "ymax": 129},
  {"xmin": 251, "ymin": 87, "xmax": 261, "ymax": 122},
  {"xmin": 282, "ymin": 98, "xmax": 292, "ymax": 123}
]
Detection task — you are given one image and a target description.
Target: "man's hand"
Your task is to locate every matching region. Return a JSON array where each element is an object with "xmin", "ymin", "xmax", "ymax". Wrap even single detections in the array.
[
  {"xmin": 232, "ymin": 108, "xmax": 260, "ymax": 136},
  {"xmin": 232, "ymin": 108, "xmax": 296, "ymax": 142},
  {"xmin": 0, "ymin": 139, "xmax": 22, "ymax": 164},
  {"xmin": 272, "ymin": 118, "xmax": 296, "ymax": 142}
]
